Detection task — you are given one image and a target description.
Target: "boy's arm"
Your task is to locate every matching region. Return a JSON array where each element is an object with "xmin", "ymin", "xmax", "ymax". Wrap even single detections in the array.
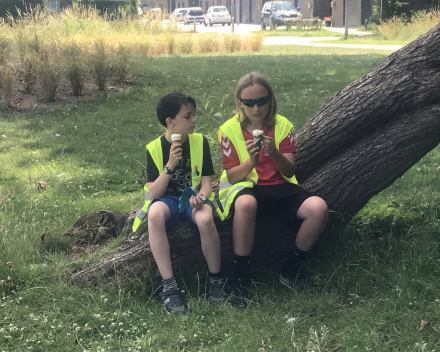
[
  {"xmin": 198, "ymin": 176, "xmax": 212, "ymax": 198},
  {"xmin": 147, "ymin": 143, "xmax": 182, "ymax": 199}
]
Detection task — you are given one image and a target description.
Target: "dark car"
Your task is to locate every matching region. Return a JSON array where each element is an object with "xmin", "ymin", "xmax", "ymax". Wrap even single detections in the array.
[
  {"xmin": 183, "ymin": 7, "xmax": 205, "ymax": 25},
  {"xmin": 261, "ymin": 1, "xmax": 302, "ymax": 29}
]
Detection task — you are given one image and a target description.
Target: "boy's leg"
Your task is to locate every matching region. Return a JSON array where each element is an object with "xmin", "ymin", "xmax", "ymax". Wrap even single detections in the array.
[
  {"xmin": 191, "ymin": 204, "xmax": 225, "ymax": 305},
  {"xmin": 148, "ymin": 199, "xmax": 186, "ymax": 314},
  {"xmin": 148, "ymin": 201, "xmax": 173, "ymax": 280},
  {"xmin": 191, "ymin": 204, "xmax": 221, "ymax": 274}
]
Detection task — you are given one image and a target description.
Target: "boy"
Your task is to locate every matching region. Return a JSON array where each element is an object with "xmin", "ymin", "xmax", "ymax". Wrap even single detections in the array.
[{"xmin": 132, "ymin": 93, "xmax": 224, "ymax": 314}]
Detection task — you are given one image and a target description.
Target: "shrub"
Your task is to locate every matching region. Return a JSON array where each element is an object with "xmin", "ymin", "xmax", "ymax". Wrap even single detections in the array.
[
  {"xmin": 91, "ymin": 39, "xmax": 110, "ymax": 91},
  {"xmin": 63, "ymin": 42, "xmax": 86, "ymax": 96},
  {"xmin": 242, "ymin": 32, "xmax": 264, "ymax": 52},
  {"xmin": 22, "ymin": 54, "xmax": 39, "ymax": 94}
]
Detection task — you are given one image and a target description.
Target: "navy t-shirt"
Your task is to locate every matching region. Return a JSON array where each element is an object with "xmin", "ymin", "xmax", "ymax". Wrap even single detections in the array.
[{"xmin": 146, "ymin": 135, "xmax": 214, "ymax": 197}]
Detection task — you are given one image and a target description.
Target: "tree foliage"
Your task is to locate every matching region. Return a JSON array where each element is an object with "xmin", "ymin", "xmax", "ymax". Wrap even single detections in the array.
[{"xmin": 0, "ymin": 0, "xmax": 45, "ymax": 19}]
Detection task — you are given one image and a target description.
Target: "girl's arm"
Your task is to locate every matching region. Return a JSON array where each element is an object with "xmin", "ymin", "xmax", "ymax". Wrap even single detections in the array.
[
  {"xmin": 226, "ymin": 139, "xmax": 260, "ymax": 184},
  {"xmin": 262, "ymin": 136, "xmax": 296, "ymax": 178}
]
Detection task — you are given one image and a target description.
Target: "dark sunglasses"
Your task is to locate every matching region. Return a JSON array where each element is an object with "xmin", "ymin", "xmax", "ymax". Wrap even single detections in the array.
[{"xmin": 239, "ymin": 95, "xmax": 270, "ymax": 108}]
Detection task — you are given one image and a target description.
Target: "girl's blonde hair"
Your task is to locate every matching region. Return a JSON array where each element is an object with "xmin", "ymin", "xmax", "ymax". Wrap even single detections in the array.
[{"xmin": 235, "ymin": 71, "xmax": 277, "ymax": 128}]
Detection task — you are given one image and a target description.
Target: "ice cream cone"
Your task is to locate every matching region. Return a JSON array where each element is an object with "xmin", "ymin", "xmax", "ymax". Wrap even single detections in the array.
[
  {"xmin": 253, "ymin": 129, "xmax": 263, "ymax": 148},
  {"xmin": 171, "ymin": 134, "xmax": 181, "ymax": 146}
]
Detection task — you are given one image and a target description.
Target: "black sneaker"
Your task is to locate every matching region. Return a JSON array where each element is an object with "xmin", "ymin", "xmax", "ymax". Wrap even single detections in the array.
[
  {"xmin": 229, "ymin": 277, "xmax": 250, "ymax": 309},
  {"xmin": 159, "ymin": 289, "xmax": 187, "ymax": 314},
  {"xmin": 279, "ymin": 262, "xmax": 314, "ymax": 291},
  {"xmin": 207, "ymin": 278, "xmax": 226, "ymax": 305}
]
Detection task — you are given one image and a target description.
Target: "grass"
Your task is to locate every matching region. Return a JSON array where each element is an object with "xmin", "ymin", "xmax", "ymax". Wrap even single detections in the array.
[{"xmin": 1, "ymin": 44, "xmax": 440, "ymax": 351}]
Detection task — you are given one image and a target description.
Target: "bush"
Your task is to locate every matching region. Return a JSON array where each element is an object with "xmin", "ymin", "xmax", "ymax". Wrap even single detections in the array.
[{"xmin": 113, "ymin": 45, "xmax": 131, "ymax": 84}]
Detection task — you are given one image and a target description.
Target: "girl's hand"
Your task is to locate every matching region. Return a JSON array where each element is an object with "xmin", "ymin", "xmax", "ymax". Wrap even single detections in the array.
[
  {"xmin": 189, "ymin": 195, "xmax": 203, "ymax": 209},
  {"xmin": 262, "ymin": 136, "xmax": 276, "ymax": 155},
  {"xmin": 167, "ymin": 143, "xmax": 182, "ymax": 170},
  {"xmin": 245, "ymin": 139, "xmax": 260, "ymax": 166}
]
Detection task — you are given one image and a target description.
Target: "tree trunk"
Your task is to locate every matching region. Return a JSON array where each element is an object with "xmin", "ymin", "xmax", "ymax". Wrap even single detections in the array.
[{"xmin": 67, "ymin": 23, "xmax": 440, "ymax": 284}]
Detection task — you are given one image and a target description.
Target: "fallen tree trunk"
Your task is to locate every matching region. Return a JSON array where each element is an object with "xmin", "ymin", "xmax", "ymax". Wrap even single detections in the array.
[{"xmin": 67, "ymin": 22, "xmax": 440, "ymax": 284}]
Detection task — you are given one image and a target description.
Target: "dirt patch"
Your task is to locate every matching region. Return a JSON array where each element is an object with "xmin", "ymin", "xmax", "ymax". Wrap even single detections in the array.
[{"xmin": 2, "ymin": 62, "xmax": 132, "ymax": 113}]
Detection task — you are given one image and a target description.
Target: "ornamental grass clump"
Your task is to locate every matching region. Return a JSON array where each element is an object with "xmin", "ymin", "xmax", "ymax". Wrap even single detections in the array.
[
  {"xmin": 223, "ymin": 33, "xmax": 242, "ymax": 53},
  {"xmin": 0, "ymin": 37, "xmax": 12, "ymax": 66},
  {"xmin": 242, "ymin": 32, "xmax": 264, "ymax": 52},
  {"xmin": 40, "ymin": 45, "xmax": 62, "ymax": 102},
  {"xmin": 91, "ymin": 39, "xmax": 110, "ymax": 91},
  {"xmin": 0, "ymin": 64, "xmax": 15, "ymax": 107},
  {"xmin": 175, "ymin": 34, "xmax": 194, "ymax": 55},
  {"xmin": 113, "ymin": 45, "xmax": 131, "ymax": 84},
  {"xmin": 63, "ymin": 42, "xmax": 86, "ymax": 96},
  {"xmin": 197, "ymin": 34, "xmax": 219, "ymax": 53}
]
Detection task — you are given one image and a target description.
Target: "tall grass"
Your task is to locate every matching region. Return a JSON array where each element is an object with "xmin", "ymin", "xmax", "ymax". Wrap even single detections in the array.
[
  {"xmin": 378, "ymin": 9, "xmax": 440, "ymax": 40},
  {"xmin": 91, "ymin": 39, "xmax": 110, "ymax": 91},
  {"xmin": 0, "ymin": 64, "xmax": 15, "ymax": 106},
  {"xmin": 63, "ymin": 42, "xmax": 86, "ymax": 96}
]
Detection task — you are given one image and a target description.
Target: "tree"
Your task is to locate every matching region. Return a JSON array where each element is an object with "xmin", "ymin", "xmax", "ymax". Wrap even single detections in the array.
[
  {"xmin": 0, "ymin": 0, "xmax": 45, "ymax": 19},
  {"xmin": 66, "ymin": 22, "xmax": 440, "ymax": 284}
]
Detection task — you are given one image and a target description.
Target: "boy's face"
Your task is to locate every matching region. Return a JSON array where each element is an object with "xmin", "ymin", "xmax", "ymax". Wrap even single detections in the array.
[{"xmin": 166, "ymin": 103, "xmax": 196, "ymax": 135}]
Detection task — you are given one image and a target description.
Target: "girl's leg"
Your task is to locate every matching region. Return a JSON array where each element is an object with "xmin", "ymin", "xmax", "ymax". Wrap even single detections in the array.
[
  {"xmin": 295, "ymin": 196, "xmax": 329, "ymax": 251},
  {"xmin": 232, "ymin": 194, "xmax": 258, "ymax": 256},
  {"xmin": 192, "ymin": 204, "xmax": 221, "ymax": 274},
  {"xmin": 147, "ymin": 201, "xmax": 172, "ymax": 280}
]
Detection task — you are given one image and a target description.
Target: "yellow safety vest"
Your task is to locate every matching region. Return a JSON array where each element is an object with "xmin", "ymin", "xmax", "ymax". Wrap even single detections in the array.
[
  {"xmin": 217, "ymin": 114, "xmax": 298, "ymax": 219},
  {"xmin": 132, "ymin": 133, "xmax": 224, "ymax": 233}
]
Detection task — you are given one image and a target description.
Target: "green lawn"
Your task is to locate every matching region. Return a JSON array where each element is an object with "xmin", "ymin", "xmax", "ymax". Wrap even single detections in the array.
[
  {"xmin": 315, "ymin": 37, "xmax": 411, "ymax": 46},
  {"xmin": 1, "ymin": 45, "xmax": 440, "ymax": 352}
]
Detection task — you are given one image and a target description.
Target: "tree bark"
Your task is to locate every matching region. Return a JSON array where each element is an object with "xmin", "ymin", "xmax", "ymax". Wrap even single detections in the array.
[{"xmin": 67, "ymin": 23, "xmax": 440, "ymax": 284}]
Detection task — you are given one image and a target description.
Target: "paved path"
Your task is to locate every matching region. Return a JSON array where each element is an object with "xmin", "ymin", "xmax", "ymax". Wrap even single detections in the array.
[{"xmin": 263, "ymin": 36, "xmax": 404, "ymax": 51}]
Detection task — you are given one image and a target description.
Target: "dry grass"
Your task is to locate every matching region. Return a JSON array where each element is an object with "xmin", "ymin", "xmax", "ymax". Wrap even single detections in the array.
[
  {"xmin": 0, "ymin": 64, "xmax": 15, "ymax": 107},
  {"xmin": 378, "ymin": 9, "xmax": 440, "ymax": 40}
]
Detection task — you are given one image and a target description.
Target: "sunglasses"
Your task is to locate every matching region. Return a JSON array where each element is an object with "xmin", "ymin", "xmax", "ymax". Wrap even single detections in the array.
[{"xmin": 239, "ymin": 95, "xmax": 270, "ymax": 108}]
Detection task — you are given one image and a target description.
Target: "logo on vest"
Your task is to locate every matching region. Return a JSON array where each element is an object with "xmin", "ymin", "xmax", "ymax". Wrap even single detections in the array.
[{"xmin": 193, "ymin": 165, "xmax": 200, "ymax": 176}]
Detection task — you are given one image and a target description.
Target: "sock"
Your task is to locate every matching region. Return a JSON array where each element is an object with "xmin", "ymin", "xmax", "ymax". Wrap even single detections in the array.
[
  {"xmin": 234, "ymin": 255, "xmax": 251, "ymax": 279},
  {"xmin": 208, "ymin": 271, "xmax": 223, "ymax": 284},
  {"xmin": 162, "ymin": 276, "xmax": 178, "ymax": 292},
  {"xmin": 281, "ymin": 244, "xmax": 308, "ymax": 276}
]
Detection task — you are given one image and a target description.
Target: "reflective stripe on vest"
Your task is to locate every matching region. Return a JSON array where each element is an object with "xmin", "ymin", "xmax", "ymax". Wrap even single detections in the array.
[{"xmin": 217, "ymin": 114, "xmax": 298, "ymax": 219}]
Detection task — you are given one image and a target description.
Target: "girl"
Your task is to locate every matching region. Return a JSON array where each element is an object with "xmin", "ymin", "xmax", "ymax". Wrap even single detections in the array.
[{"xmin": 218, "ymin": 72, "xmax": 328, "ymax": 308}]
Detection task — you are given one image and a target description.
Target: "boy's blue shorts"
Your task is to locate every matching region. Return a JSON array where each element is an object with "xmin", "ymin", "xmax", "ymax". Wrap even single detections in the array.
[
  {"xmin": 148, "ymin": 195, "xmax": 214, "ymax": 231},
  {"xmin": 148, "ymin": 196, "xmax": 193, "ymax": 230}
]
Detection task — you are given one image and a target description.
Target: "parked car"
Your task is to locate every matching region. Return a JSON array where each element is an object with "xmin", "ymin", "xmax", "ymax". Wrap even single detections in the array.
[
  {"xmin": 183, "ymin": 7, "xmax": 205, "ymax": 25},
  {"xmin": 170, "ymin": 8, "xmax": 188, "ymax": 22},
  {"xmin": 204, "ymin": 6, "xmax": 231, "ymax": 26},
  {"xmin": 261, "ymin": 1, "xmax": 302, "ymax": 29}
]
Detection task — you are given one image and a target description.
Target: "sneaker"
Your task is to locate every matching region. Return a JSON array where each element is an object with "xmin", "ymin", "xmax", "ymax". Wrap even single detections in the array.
[
  {"xmin": 158, "ymin": 289, "xmax": 187, "ymax": 314},
  {"xmin": 279, "ymin": 262, "xmax": 314, "ymax": 291},
  {"xmin": 207, "ymin": 278, "xmax": 226, "ymax": 305},
  {"xmin": 229, "ymin": 277, "xmax": 250, "ymax": 309}
]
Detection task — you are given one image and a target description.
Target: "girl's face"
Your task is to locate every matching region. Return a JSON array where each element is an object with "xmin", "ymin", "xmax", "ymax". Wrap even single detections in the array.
[{"xmin": 237, "ymin": 83, "xmax": 270, "ymax": 123}]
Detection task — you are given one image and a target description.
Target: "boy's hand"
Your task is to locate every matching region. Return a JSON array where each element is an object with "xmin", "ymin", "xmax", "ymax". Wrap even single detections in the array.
[
  {"xmin": 261, "ymin": 136, "xmax": 276, "ymax": 155},
  {"xmin": 167, "ymin": 143, "xmax": 182, "ymax": 170},
  {"xmin": 246, "ymin": 139, "xmax": 260, "ymax": 166},
  {"xmin": 189, "ymin": 195, "xmax": 204, "ymax": 209}
]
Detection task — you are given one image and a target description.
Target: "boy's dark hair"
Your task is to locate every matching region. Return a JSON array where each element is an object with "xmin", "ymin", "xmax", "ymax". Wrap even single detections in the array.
[{"xmin": 156, "ymin": 93, "xmax": 197, "ymax": 127}]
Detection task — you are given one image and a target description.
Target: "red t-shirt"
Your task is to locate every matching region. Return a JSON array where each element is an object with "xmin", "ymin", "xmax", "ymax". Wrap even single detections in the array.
[{"xmin": 221, "ymin": 125, "xmax": 296, "ymax": 185}]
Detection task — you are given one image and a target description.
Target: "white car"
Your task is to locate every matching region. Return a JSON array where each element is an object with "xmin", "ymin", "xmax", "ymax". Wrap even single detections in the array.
[
  {"xmin": 204, "ymin": 6, "xmax": 231, "ymax": 26},
  {"xmin": 170, "ymin": 8, "xmax": 188, "ymax": 22}
]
